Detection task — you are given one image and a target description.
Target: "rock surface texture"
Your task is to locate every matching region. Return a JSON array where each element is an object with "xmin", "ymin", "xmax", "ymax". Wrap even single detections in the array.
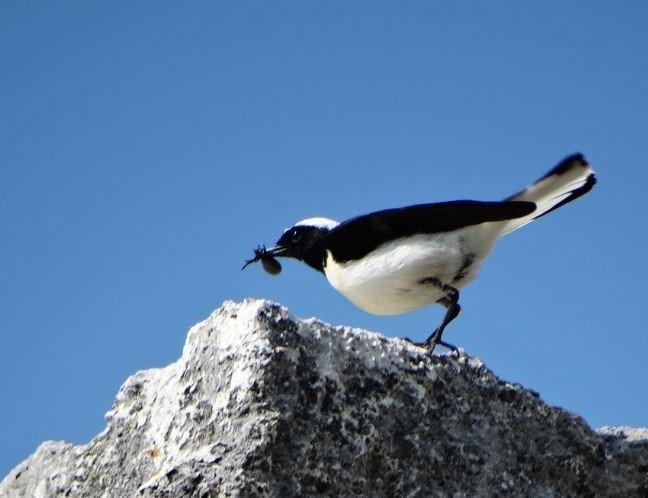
[{"xmin": 2, "ymin": 299, "xmax": 647, "ymax": 497}]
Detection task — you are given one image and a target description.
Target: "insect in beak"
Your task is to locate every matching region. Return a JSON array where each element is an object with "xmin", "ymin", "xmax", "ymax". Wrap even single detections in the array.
[{"xmin": 241, "ymin": 245, "xmax": 284, "ymax": 275}]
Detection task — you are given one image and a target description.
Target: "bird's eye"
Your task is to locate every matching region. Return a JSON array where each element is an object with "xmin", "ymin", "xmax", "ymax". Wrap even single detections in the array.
[{"xmin": 291, "ymin": 230, "xmax": 302, "ymax": 243}]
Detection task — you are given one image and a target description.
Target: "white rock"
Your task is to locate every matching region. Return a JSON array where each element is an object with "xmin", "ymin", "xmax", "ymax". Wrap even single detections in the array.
[{"xmin": 2, "ymin": 299, "xmax": 647, "ymax": 497}]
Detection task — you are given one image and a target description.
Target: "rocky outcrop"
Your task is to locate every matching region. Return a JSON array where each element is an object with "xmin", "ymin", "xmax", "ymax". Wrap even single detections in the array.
[{"xmin": 2, "ymin": 299, "xmax": 647, "ymax": 497}]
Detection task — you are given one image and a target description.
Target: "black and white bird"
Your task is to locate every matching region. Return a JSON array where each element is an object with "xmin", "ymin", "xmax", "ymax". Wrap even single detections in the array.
[{"xmin": 243, "ymin": 154, "xmax": 596, "ymax": 352}]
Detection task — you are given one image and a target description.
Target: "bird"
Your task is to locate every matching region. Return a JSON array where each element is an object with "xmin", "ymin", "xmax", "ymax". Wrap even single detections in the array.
[{"xmin": 243, "ymin": 153, "xmax": 596, "ymax": 353}]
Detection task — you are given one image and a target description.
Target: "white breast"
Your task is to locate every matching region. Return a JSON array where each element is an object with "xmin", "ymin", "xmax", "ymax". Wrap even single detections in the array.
[{"xmin": 323, "ymin": 225, "xmax": 501, "ymax": 315}]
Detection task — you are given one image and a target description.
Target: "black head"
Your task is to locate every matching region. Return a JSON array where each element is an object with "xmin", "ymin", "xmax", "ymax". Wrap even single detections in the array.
[{"xmin": 243, "ymin": 217, "xmax": 338, "ymax": 274}]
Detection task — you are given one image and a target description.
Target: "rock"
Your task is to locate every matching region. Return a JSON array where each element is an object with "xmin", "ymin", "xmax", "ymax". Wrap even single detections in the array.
[{"xmin": 1, "ymin": 299, "xmax": 647, "ymax": 497}]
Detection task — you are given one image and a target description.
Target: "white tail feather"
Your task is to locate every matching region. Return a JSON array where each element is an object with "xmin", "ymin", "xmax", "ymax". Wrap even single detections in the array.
[{"xmin": 500, "ymin": 154, "xmax": 596, "ymax": 235}]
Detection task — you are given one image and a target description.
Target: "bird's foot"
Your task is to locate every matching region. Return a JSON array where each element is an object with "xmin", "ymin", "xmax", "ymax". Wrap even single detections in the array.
[{"xmin": 404, "ymin": 333, "xmax": 458, "ymax": 354}]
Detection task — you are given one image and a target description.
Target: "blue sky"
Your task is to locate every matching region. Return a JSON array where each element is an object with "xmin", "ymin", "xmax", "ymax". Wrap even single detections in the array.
[{"xmin": 1, "ymin": 2, "xmax": 647, "ymax": 477}]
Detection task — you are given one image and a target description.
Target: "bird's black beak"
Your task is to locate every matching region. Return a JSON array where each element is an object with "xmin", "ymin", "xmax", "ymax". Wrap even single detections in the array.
[
  {"xmin": 241, "ymin": 244, "xmax": 287, "ymax": 274},
  {"xmin": 264, "ymin": 245, "xmax": 288, "ymax": 258}
]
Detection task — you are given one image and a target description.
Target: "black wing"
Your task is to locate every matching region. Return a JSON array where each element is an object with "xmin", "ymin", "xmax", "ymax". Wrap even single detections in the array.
[{"xmin": 324, "ymin": 200, "xmax": 535, "ymax": 263}]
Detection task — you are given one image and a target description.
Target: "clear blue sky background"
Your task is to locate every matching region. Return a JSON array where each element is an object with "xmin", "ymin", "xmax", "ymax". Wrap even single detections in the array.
[{"xmin": 1, "ymin": 2, "xmax": 647, "ymax": 477}]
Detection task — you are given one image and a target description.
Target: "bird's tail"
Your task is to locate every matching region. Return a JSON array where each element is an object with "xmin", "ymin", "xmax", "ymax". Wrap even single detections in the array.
[{"xmin": 500, "ymin": 153, "xmax": 597, "ymax": 235}]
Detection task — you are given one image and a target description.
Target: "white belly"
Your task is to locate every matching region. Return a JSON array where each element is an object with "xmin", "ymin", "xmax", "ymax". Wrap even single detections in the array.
[{"xmin": 323, "ymin": 228, "xmax": 498, "ymax": 315}]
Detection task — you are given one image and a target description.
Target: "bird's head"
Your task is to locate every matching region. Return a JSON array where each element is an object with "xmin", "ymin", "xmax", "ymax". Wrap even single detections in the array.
[{"xmin": 242, "ymin": 217, "xmax": 339, "ymax": 274}]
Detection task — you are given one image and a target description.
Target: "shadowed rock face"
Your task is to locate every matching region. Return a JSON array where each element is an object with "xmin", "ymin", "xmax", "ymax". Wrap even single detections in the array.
[{"xmin": 2, "ymin": 299, "xmax": 647, "ymax": 497}]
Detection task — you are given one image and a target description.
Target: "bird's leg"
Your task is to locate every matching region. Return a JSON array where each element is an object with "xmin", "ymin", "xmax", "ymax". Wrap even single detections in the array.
[{"xmin": 415, "ymin": 278, "xmax": 461, "ymax": 353}]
